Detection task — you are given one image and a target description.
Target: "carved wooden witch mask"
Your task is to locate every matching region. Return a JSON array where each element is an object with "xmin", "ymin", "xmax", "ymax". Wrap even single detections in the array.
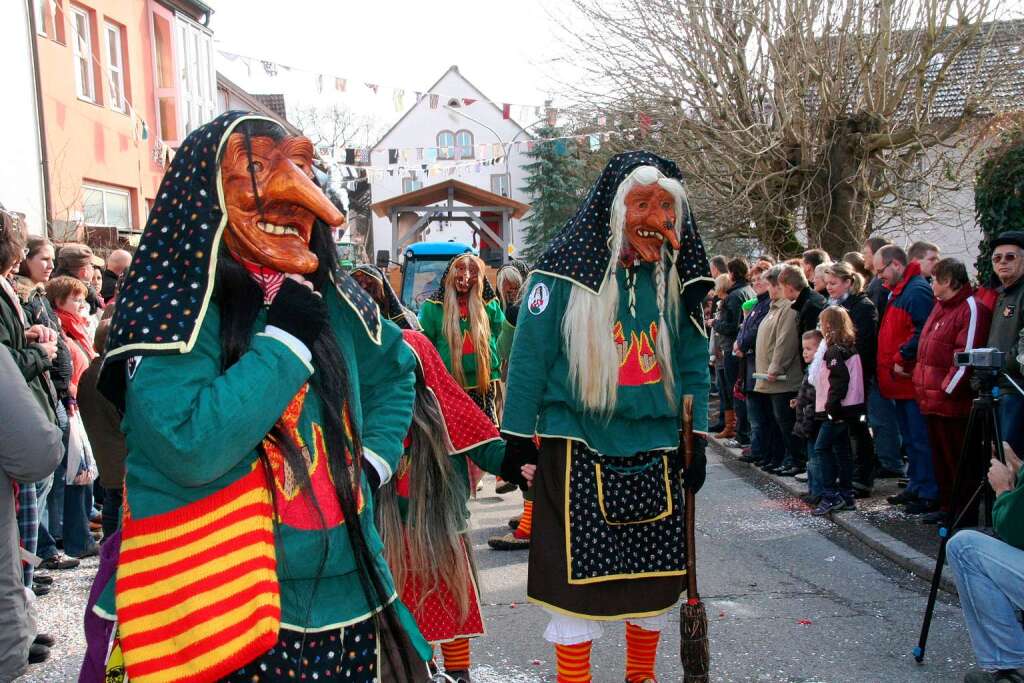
[
  {"xmin": 220, "ymin": 131, "xmax": 344, "ymax": 274},
  {"xmin": 622, "ymin": 184, "xmax": 681, "ymax": 264}
]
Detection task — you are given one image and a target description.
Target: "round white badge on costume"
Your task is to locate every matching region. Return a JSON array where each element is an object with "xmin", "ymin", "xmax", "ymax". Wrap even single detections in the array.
[{"xmin": 528, "ymin": 282, "xmax": 550, "ymax": 315}]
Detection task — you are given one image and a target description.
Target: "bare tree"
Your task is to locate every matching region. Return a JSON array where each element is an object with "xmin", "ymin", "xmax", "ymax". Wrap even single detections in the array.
[
  {"xmin": 293, "ymin": 103, "xmax": 379, "ymax": 162},
  {"xmin": 557, "ymin": 0, "xmax": 1022, "ymax": 256}
]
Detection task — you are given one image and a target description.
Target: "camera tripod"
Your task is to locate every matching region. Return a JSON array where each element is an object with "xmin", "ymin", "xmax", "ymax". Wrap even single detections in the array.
[{"xmin": 914, "ymin": 368, "xmax": 1012, "ymax": 663}]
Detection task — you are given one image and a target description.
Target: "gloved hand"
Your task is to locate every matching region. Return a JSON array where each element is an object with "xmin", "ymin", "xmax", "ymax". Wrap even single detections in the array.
[
  {"xmin": 499, "ymin": 433, "xmax": 539, "ymax": 491},
  {"xmin": 363, "ymin": 460, "xmax": 381, "ymax": 491},
  {"xmin": 682, "ymin": 435, "xmax": 707, "ymax": 493},
  {"xmin": 267, "ymin": 277, "xmax": 328, "ymax": 348},
  {"xmin": 505, "ymin": 303, "xmax": 520, "ymax": 327}
]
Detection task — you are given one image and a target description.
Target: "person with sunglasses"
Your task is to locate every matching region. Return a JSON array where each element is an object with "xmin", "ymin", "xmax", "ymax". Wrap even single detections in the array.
[{"xmin": 985, "ymin": 231, "xmax": 1024, "ymax": 455}]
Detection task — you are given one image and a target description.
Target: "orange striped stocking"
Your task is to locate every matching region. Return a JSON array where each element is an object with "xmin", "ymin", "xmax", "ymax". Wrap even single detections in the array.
[
  {"xmin": 513, "ymin": 499, "xmax": 533, "ymax": 539},
  {"xmin": 625, "ymin": 622, "xmax": 661, "ymax": 682},
  {"xmin": 441, "ymin": 638, "xmax": 471, "ymax": 671},
  {"xmin": 555, "ymin": 641, "xmax": 592, "ymax": 683}
]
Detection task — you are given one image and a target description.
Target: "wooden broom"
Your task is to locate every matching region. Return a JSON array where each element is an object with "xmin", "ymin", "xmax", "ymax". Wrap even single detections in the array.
[{"xmin": 680, "ymin": 394, "xmax": 710, "ymax": 682}]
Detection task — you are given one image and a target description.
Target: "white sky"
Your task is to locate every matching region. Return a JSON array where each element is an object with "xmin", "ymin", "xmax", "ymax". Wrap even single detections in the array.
[{"xmin": 209, "ymin": 0, "xmax": 573, "ymax": 139}]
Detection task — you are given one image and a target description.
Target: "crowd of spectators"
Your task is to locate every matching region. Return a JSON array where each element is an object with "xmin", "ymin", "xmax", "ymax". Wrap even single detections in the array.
[
  {"xmin": 0, "ymin": 209, "xmax": 129, "ymax": 678},
  {"xmin": 706, "ymin": 233, "xmax": 1024, "ymax": 682}
]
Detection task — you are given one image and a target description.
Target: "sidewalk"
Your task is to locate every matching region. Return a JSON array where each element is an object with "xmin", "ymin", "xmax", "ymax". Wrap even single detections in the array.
[{"xmin": 707, "ymin": 435, "xmax": 958, "ymax": 594}]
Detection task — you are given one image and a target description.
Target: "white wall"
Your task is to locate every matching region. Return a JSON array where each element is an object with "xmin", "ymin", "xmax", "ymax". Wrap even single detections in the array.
[
  {"xmin": 369, "ymin": 68, "xmax": 532, "ymax": 260},
  {"xmin": 0, "ymin": 1, "xmax": 47, "ymax": 234}
]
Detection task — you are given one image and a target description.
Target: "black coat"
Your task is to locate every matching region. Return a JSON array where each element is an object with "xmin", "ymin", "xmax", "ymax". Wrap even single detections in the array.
[
  {"xmin": 793, "ymin": 286, "xmax": 826, "ymax": 336},
  {"xmin": 866, "ymin": 276, "xmax": 889, "ymax": 321},
  {"xmin": 840, "ymin": 292, "xmax": 879, "ymax": 380},
  {"xmin": 714, "ymin": 281, "xmax": 755, "ymax": 340}
]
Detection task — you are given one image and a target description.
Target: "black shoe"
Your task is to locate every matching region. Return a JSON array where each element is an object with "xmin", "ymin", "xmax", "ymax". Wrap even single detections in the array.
[
  {"xmin": 887, "ymin": 491, "xmax": 919, "ymax": 505},
  {"xmin": 39, "ymin": 554, "xmax": 80, "ymax": 570},
  {"xmin": 874, "ymin": 467, "xmax": 905, "ymax": 479},
  {"xmin": 32, "ymin": 575, "xmax": 53, "ymax": 586},
  {"xmin": 31, "ymin": 584, "xmax": 50, "ymax": 597},
  {"xmin": 778, "ymin": 466, "xmax": 805, "ymax": 477},
  {"xmin": 445, "ymin": 669, "xmax": 471, "ymax": 683},
  {"xmin": 904, "ymin": 498, "xmax": 940, "ymax": 515},
  {"xmin": 897, "ymin": 477, "xmax": 909, "ymax": 489},
  {"xmin": 852, "ymin": 480, "xmax": 873, "ymax": 495},
  {"xmin": 27, "ymin": 643, "xmax": 49, "ymax": 664},
  {"xmin": 853, "ymin": 488, "xmax": 872, "ymax": 499},
  {"xmin": 33, "ymin": 634, "xmax": 55, "ymax": 648},
  {"xmin": 495, "ymin": 481, "xmax": 517, "ymax": 495},
  {"xmin": 801, "ymin": 493, "xmax": 822, "ymax": 506},
  {"xmin": 68, "ymin": 545, "xmax": 99, "ymax": 560},
  {"xmin": 737, "ymin": 453, "xmax": 760, "ymax": 463},
  {"xmin": 508, "ymin": 516, "xmax": 521, "ymax": 530},
  {"xmin": 920, "ymin": 511, "xmax": 947, "ymax": 525}
]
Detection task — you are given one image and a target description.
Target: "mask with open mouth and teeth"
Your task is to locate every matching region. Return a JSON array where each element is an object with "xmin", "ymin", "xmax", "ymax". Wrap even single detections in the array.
[
  {"xmin": 220, "ymin": 130, "xmax": 344, "ymax": 274},
  {"xmin": 621, "ymin": 184, "xmax": 681, "ymax": 265}
]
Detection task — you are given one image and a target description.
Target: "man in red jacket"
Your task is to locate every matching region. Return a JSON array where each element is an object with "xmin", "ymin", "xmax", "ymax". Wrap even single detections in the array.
[
  {"xmin": 874, "ymin": 245, "xmax": 940, "ymax": 514},
  {"xmin": 912, "ymin": 259, "xmax": 992, "ymax": 524}
]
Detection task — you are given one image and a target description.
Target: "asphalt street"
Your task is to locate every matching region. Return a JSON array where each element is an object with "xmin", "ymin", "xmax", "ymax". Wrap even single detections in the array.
[{"xmin": 465, "ymin": 445, "xmax": 975, "ymax": 683}]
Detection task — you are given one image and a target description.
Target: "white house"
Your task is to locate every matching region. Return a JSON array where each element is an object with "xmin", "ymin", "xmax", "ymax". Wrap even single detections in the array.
[
  {"xmin": 0, "ymin": 0, "xmax": 47, "ymax": 234},
  {"xmin": 367, "ymin": 66, "xmax": 534, "ymax": 262}
]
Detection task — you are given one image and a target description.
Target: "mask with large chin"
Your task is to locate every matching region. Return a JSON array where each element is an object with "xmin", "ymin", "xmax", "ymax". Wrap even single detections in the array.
[
  {"xmin": 621, "ymin": 184, "xmax": 681, "ymax": 265},
  {"xmin": 220, "ymin": 132, "xmax": 344, "ymax": 274}
]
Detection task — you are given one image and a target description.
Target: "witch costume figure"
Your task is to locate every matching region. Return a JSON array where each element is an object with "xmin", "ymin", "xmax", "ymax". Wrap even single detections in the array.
[
  {"xmin": 351, "ymin": 263, "xmax": 420, "ymax": 331},
  {"xmin": 88, "ymin": 112, "xmax": 431, "ymax": 683},
  {"xmin": 372, "ymin": 330, "xmax": 532, "ymax": 683},
  {"xmin": 501, "ymin": 152, "xmax": 713, "ymax": 683},
  {"xmin": 417, "ymin": 253, "xmax": 505, "ymax": 423}
]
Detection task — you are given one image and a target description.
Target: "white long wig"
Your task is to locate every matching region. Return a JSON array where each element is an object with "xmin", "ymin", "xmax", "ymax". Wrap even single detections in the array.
[{"xmin": 562, "ymin": 165, "xmax": 686, "ymax": 414}]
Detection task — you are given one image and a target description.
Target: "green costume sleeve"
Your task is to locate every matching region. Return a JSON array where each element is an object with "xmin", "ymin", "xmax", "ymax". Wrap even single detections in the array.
[
  {"xmin": 351, "ymin": 317, "xmax": 416, "ymax": 482},
  {"xmin": 487, "ymin": 299, "xmax": 506, "ymax": 344},
  {"xmin": 501, "ymin": 275, "xmax": 562, "ymax": 437},
  {"xmin": 463, "ymin": 438, "xmax": 506, "ymax": 476},
  {"xmin": 993, "ymin": 470, "xmax": 1024, "ymax": 550},
  {"xmin": 497, "ymin": 319, "xmax": 516, "ymax": 361},
  {"xmin": 124, "ymin": 321, "xmax": 312, "ymax": 488},
  {"xmin": 676, "ymin": 316, "xmax": 712, "ymax": 433},
  {"xmin": 418, "ymin": 301, "xmax": 442, "ymax": 346}
]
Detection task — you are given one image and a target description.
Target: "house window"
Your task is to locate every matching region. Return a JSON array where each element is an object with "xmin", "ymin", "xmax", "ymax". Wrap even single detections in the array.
[
  {"xmin": 82, "ymin": 183, "xmax": 132, "ymax": 230},
  {"xmin": 455, "ymin": 130, "xmax": 474, "ymax": 159},
  {"xmin": 104, "ymin": 22, "xmax": 127, "ymax": 113},
  {"xmin": 34, "ymin": 0, "xmax": 65, "ymax": 41},
  {"xmin": 34, "ymin": 0, "xmax": 46, "ymax": 35},
  {"xmin": 70, "ymin": 5, "xmax": 96, "ymax": 102},
  {"xmin": 176, "ymin": 16, "xmax": 216, "ymax": 137},
  {"xmin": 151, "ymin": 8, "xmax": 177, "ymax": 142},
  {"xmin": 491, "ymin": 173, "xmax": 511, "ymax": 197},
  {"xmin": 437, "ymin": 131, "xmax": 455, "ymax": 160},
  {"xmin": 402, "ymin": 177, "xmax": 423, "ymax": 193}
]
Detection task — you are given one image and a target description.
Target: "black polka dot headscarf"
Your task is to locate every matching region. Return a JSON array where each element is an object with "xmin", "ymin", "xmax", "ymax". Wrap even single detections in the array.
[
  {"xmin": 100, "ymin": 111, "xmax": 381, "ymax": 407},
  {"xmin": 533, "ymin": 150, "xmax": 713, "ymax": 330}
]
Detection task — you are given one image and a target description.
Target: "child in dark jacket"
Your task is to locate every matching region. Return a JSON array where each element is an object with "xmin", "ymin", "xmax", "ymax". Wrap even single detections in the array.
[
  {"xmin": 812, "ymin": 306, "xmax": 866, "ymax": 515},
  {"xmin": 793, "ymin": 330, "xmax": 823, "ymax": 504}
]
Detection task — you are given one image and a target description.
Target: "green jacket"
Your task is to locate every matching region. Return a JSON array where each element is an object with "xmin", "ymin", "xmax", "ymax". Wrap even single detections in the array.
[
  {"xmin": 119, "ymin": 292, "xmax": 421, "ymax": 635},
  {"xmin": 502, "ymin": 267, "xmax": 710, "ymax": 456},
  {"xmin": 418, "ymin": 298, "xmax": 504, "ymax": 389},
  {"xmin": 994, "ymin": 468, "xmax": 1024, "ymax": 550}
]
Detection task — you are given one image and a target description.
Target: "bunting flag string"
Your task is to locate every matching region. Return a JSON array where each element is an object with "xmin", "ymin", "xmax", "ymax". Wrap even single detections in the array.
[
  {"xmin": 322, "ymin": 127, "xmax": 637, "ymax": 172},
  {"xmin": 217, "ymin": 48, "xmax": 561, "ymax": 122}
]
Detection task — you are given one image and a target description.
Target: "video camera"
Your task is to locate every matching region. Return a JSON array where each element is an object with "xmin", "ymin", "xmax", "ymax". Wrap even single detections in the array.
[{"xmin": 954, "ymin": 348, "xmax": 1005, "ymax": 370}]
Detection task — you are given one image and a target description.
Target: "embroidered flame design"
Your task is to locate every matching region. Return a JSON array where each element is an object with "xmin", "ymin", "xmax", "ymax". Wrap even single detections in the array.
[
  {"xmin": 261, "ymin": 385, "xmax": 363, "ymax": 530},
  {"xmin": 461, "ymin": 329, "xmax": 475, "ymax": 355},
  {"xmin": 613, "ymin": 321, "xmax": 663, "ymax": 386}
]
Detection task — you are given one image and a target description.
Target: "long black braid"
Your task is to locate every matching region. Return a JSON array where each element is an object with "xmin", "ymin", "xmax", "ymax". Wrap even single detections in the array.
[{"xmin": 215, "ymin": 120, "xmax": 416, "ymax": 680}]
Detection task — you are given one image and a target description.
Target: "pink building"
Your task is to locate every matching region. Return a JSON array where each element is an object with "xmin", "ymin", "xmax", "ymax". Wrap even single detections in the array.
[{"xmin": 33, "ymin": 0, "xmax": 216, "ymax": 247}]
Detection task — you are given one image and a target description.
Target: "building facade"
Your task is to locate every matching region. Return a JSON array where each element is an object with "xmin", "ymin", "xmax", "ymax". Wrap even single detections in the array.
[
  {"xmin": 368, "ymin": 66, "xmax": 534, "ymax": 261},
  {"xmin": 33, "ymin": 0, "xmax": 216, "ymax": 247}
]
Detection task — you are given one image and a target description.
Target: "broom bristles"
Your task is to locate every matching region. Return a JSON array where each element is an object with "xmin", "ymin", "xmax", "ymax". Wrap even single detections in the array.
[{"xmin": 680, "ymin": 600, "xmax": 710, "ymax": 682}]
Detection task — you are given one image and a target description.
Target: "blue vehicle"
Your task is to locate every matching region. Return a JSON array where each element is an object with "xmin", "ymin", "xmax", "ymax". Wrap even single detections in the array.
[{"xmin": 398, "ymin": 241, "xmax": 475, "ymax": 312}]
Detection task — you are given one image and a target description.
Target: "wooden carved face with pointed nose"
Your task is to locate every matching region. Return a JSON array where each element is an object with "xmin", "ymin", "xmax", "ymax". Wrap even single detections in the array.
[
  {"xmin": 220, "ymin": 133, "xmax": 344, "ymax": 274},
  {"xmin": 622, "ymin": 184, "xmax": 681, "ymax": 264}
]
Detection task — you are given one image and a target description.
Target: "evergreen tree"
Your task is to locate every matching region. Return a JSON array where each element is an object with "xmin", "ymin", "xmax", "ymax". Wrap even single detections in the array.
[
  {"xmin": 975, "ymin": 128, "xmax": 1024, "ymax": 285},
  {"xmin": 519, "ymin": 125, "xmax": 586, "ymax": 263}
]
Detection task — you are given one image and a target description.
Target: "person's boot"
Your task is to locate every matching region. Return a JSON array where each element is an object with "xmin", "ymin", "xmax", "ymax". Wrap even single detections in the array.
[
  {"xmin": 487, "ymin": 531, "xmax": 530, "ymax": 550},
  {"xmin": 963, "ymin": 669, "xmax": 1024, "ymax": 683},
  {"xmin": 508, "ymin": 516, "xmax": 520, "ymax": 530},
  {"xmin": 444, "ymin": 670, "xmax": 471, "ymax": 683},
  {"xmin": 714, "ymin": 410, "xmax": 736, "ymax": 439},
  {"xmin": 27, "ymin": 643, "xmax": 50, "ymax": 664}
]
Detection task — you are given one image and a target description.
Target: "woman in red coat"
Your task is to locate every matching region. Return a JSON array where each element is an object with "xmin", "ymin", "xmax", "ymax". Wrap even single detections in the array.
[{"xmin": 912, "ymin": 258, "xmax": 992, "ymax": 524}]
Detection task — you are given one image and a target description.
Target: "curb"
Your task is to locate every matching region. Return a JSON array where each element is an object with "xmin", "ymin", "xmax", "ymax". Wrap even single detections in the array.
[{"xmin": 707, "ymin": 436, "xmax": 957, "ymax": 595}]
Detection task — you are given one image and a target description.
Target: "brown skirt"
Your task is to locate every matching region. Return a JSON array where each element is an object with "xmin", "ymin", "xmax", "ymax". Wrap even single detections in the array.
[{"xmin": 526, "ymin": 438, "xmax": 686, "ymax": 620}]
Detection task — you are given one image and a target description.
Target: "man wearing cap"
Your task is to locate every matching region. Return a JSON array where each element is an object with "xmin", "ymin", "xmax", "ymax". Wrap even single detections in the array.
[{"xmin": 986, "ymin": 231, "xmax": 1024, "ymax": 454}]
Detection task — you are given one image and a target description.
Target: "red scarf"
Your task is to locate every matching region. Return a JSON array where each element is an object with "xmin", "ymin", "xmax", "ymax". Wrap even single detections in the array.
[{"xmin": 57, "ymin": 308, "xmax": 97, "ymax": 361}]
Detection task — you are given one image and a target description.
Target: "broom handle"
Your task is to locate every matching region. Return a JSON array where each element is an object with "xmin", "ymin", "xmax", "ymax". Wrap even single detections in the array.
[{"xmin": 681, "ymin": 395, "xmax": 698, "ymax": 601}]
